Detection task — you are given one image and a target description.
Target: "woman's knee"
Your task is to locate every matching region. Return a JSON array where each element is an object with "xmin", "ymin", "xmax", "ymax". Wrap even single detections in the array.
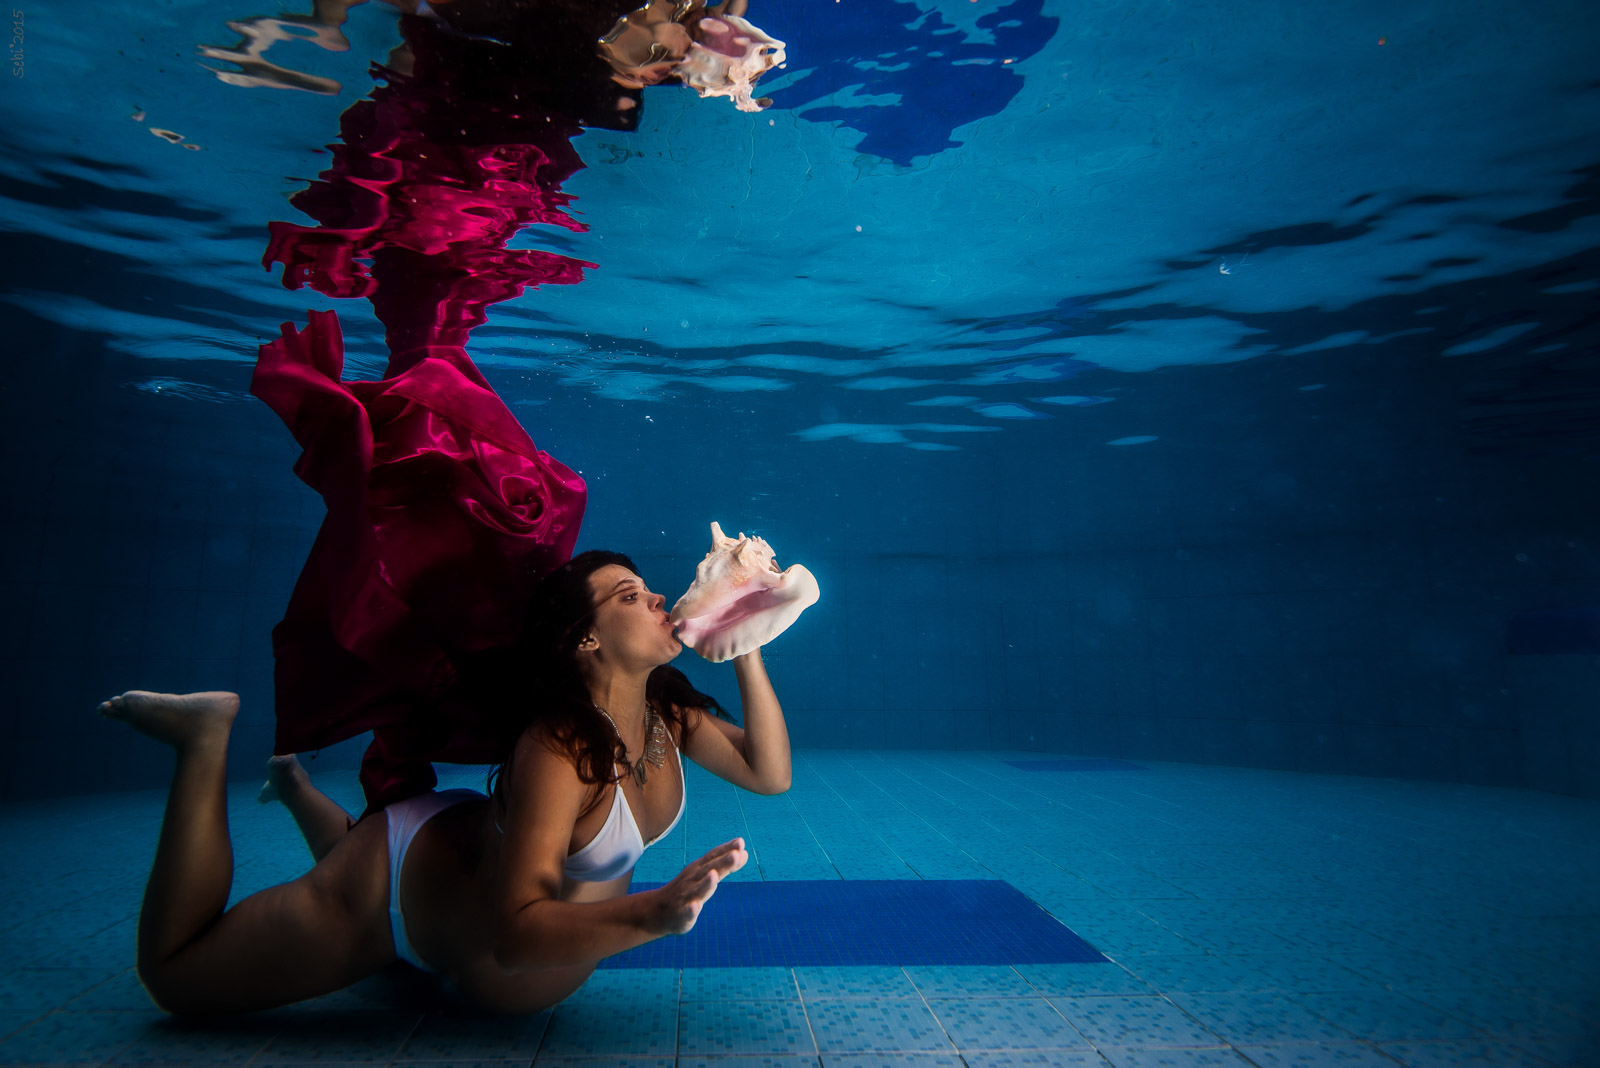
[
  {"xmin": 135, "ymin": 960, "xmax": 217, "ymax": 1016},
  {"xmin": 134, "ymin": 872, "xmax": 384, "ymax": 1016}
]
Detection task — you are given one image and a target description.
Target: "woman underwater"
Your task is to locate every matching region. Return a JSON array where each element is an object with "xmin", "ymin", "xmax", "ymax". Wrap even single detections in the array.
[
  {"xmin": 97, "ymin": 548, "xmax": 791, "ymax": 1014},
  {"xmin": 96, "ymin": 0, "xmax": 794, "ymax": 1017}
]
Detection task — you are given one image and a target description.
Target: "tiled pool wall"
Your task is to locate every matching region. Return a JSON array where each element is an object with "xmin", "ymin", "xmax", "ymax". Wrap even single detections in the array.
[{"xmin": 3, "ymin": 313, "xmax": 1596, "ymax": 802}]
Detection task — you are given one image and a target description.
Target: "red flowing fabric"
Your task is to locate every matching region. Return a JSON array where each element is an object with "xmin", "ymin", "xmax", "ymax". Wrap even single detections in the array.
[
  {"xmin": 251, "ymin": 12, "xmax": 638, "ymax": 812},
  {"xmin": 251, "ymin": 311, "xmax": 586, "ymax": 812},
  {"xmin": 261, "ymin": 38, "xmax": 597, "ymax": 371}
]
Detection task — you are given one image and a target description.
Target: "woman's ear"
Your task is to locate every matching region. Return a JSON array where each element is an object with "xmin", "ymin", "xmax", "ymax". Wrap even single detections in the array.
[{"xmin": 577, "ymin": 634, "xmax": 599, "ymax": 651}]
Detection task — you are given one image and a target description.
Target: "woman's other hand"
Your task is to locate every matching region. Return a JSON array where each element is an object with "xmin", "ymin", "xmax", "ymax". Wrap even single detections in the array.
[{"xmin": 650, "ymin": 837, "xmax": 748, "ymax": 935}]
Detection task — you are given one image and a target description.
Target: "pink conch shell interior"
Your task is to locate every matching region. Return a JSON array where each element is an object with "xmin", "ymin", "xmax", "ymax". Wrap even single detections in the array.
[
  {"xmin": 670, "ymin": 521, "xmax": 820, "ymax": 662},
  {"xmin": 674, "ymin": 16, "xmax": 787, "ymax": 113}
]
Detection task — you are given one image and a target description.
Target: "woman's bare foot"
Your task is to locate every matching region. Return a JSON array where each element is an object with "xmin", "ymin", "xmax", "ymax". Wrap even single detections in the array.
[
  {"xmin": 258, "ymin": 754, "xmax": 308, "ymax": 804},
  {"xmin": 257, "ymin": 753, "xmax": 353, "ymax": 860},
  {"xmin": 96, "ymin": 691, "xmax": 239, "ymax": 751}
]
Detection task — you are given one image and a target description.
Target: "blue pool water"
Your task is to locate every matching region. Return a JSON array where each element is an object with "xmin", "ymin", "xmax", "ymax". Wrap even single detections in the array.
[{"xmin": 2, "ymin": 0, "xmax": 1598, "ymax": 1062}]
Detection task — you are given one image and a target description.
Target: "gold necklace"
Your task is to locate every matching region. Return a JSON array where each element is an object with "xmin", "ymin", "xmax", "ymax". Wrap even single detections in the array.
[{"xmin": 597, "ymin": 704, "xmax": 669, "ymax": 786}]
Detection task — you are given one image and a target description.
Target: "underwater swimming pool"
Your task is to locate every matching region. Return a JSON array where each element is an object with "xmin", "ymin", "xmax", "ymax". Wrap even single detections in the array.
[
  {"xmin": 2, "ymin": 0, "xmax": 1597, "ymax": 1061},
  {"xmin": 1, "ymin": 757, "xmax": 1596, "ymax": 1063}
]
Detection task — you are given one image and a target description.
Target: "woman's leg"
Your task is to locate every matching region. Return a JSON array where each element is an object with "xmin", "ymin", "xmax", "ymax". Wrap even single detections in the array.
[
  {"xmin": 259, "ymin": 754, "xmax": 355, "ymax": 862},
  {"xmin": 100, "ymin": 690, "xmax": 395, "ymax": 1014},
  {"xmin": 98, "ymin": 691, "xmax": 241, "ymax": 974}
]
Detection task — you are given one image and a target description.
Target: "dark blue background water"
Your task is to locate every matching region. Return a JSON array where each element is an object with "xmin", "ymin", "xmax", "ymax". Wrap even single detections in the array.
[{"xmin": 1, "ymin": 0, "xmax": 1596, "ymax": 800}]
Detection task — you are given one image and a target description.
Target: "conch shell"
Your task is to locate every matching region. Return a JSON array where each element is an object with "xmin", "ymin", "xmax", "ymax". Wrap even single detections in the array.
[
  {"xmin": 673, "ymin": 15, "xmax": 786, "ymax": 113},
  {"xmin": 670, "ymin": 522, "xmax": 819, "ymax": 662},
  {"xmin": 598, "ymin": 0, "xmax": 785, "ymax": 112}
]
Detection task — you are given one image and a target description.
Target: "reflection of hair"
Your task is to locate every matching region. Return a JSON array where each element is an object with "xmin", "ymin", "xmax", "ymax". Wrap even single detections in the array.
[
  {"xmin": 401, "ymin": 0, "xmax": 647, "ymax": 131},
  {"xmin": 481, "ymin": 549, "xmax": 730, "ymax": 815}
]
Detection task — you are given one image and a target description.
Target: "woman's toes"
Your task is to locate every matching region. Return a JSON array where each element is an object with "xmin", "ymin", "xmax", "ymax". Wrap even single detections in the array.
[
  {"xmin": 258, "ymin": 754, "xmax": 305, "ymax": 804},
  {"xmin": 97, "ymin": 690, "xmax": 238, "ymax": 749}
]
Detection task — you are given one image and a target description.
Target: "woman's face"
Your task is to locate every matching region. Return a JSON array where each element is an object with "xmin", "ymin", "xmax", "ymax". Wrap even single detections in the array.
[{"xmin": 580, "ymin": 563, "xmax": 682, "ymax": 670}]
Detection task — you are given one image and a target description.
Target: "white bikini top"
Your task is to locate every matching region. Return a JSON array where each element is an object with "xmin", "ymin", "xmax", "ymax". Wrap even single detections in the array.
[{"xmin": 563, "ymin": 737, "xmax": 686, "ymax": 882}]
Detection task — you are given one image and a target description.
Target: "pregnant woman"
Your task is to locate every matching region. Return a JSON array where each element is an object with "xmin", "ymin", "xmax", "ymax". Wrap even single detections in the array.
[
  {"xmin": 97, "ymin": 0, "xmax": 797, "ymax": 1017},
  {"xmin": 98, "ymin": 547, "xmax": 793, "ymax": 1014}
]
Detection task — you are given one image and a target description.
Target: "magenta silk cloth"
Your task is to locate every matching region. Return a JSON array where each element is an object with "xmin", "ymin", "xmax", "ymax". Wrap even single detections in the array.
[
  {"xmin": 251, "ymin": 310, "xmax": 586, "ymax": 811},
  {"xmin": 260, "ymin": 49, "xmax": 596, "ymax": 368}
]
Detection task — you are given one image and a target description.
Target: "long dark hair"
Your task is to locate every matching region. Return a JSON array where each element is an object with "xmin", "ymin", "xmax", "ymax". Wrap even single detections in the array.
[{"xmin": 480, "ymin": 549, "xmax": 729, "ymax": 814}]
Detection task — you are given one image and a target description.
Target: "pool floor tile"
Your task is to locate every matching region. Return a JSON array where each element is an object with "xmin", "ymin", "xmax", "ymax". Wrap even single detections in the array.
[
  {"xmin": 1116, "ymin": 955, "xmax": 1270, "ymax": 994},
  {"xmin": 0, "ymin": 968, "xmax": 116, "ymax": 1015},
  {"xmin": 394, "ymin": 1008, "xmax": 552, "ymax": 1060},
  {"xmin": 517, "ymin": 1057, "xmax": 673, "ymax": 1068},
  {"xmin": 1303, "ymin": 990, "xmax": 1481, "ymax": 1043},
  {"xmin": 675, "ymin": 1056, "xmax": 821, "ymax": 1068},
  {"xmin": 681, "ymin": 967, "xmax": 799, "ymax": 1001},
  {"xmin": 0, "ymin": 1011, "xmax": 43, "ymax": 1041},
  {"xmin": 1234, "ymin": 1043, "xmax": 1416, "ymax": 1066},
  {"xmin": 535, "ymin": 996, "xmax": 677, "ymax": 1058},
  {"xmin": 1165, "ymin": 991, "xmax": 1357, "ymax": 1045},
  {"xmin": 1235, "ymin": 954, "xmax": 1387, "ymax": 994},
  {"xmin": 805, "ymin": 998, "xmax": 954, "ymax": 1054},
  {"xmin": 926, "ymin": 996, "xmax": 1094, "ymax": 1051},
  {"xmin": 1377, "ymin": 1038, "xmax": 1570, "ymax": 1067},
  {"xmin": 962, "ymin": 1054, "xmax": 1112, "ymax": 1068},
  {"xmin": 0, "ymin": 1010, "xmax": 156, "ymax": 1065},
  {"xmin": 794, "ymin": 966, "xmax": 919, "ymax": 1000},
  {"xmin": 1406, "ymin": 986, "xmax": 1592, "ymax": 1043},
  {"xmin": 1049, "ymin": 995, "xmax": 1227, "ymax": 1048},
  {"xmin": 1097, "ymin": 1048, "xmax": 1256, "ymax": 1067},
  {"xmin": 821, "ymin": 1055, "xmax": 968, "ymax": 1068},
  {"xmin": 111, "ymin": 1014, "xmax": 290, "ymax": 1065},
  {"xmin": 677, "ymin": 998, "xmax": 815, "ymax": 1057},
  {"xmin": 903, "ymin": 965, "xmax": 1036, "ymax": 999},
  {"xmin": 249, "ymin": 1009, "xmax": 422, "ymax": 1063},
  {"xmin": 61, "ymin": 969, "xmax": 158, "ymax": 1012},
  {"xmin": 350, "ymin": 1060, "xmax": 529, "ymax": 1068},
  {"xmin": 1014, "ymin": 961, "xmax": 1156, "ymax": 997}
]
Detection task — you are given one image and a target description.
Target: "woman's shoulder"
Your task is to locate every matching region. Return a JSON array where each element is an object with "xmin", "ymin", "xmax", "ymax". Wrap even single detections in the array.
[
  {"xmin": 509, "ymin": 721, "xmax": 596, "ymax": 790},
  {"xmin": 511, "ymin": 718, "xmax": 614, "ymax": 817},
  {"xmin": 511, "ymin": 718, "xmax": 562, "ymax": 764},
  {"xmin": 666, "ymin": 702, "xmax": 713, "ymax": 748}
]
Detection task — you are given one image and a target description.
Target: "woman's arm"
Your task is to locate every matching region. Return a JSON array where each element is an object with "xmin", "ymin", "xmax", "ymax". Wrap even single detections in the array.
[
  {"xmin": 492, "ymin": 726, "xmax": 666, "ymax": 969},
  {"xmin": 492, "ymin": 725, "xmax": 751, "ymax": 968},
  {"xmin": 680, "ymin": 648, "xmax": 792, "ymax": 794},
  {"xmin": 496, "ymin": 888, "xmax": 663, "ymax": 970},
  {"xmin": 733, "ymin": 648, "xmax": 791, "ymax": 792}
]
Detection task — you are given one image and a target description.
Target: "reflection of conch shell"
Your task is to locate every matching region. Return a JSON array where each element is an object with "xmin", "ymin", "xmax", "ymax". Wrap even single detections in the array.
[
  {"xmin": 598, "ymin": 0, "xmax": 785, "ymax": 112},
  {"xmin": 675, "ymin": 16, "xmax": 786, "ymax": 113},
  {"xmin": 670, "ymin": 522, "xmax": 820, "ymax": 663}
]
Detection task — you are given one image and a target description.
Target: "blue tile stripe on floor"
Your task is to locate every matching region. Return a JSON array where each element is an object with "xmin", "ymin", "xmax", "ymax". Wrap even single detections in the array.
[
  {"xmin": 1005, "ymin": 758, "xmax": 1148, "ymax": 772},
  {"xmin": 599, "ymin": 879, "xmax": 1106, "ymax": 969}
]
